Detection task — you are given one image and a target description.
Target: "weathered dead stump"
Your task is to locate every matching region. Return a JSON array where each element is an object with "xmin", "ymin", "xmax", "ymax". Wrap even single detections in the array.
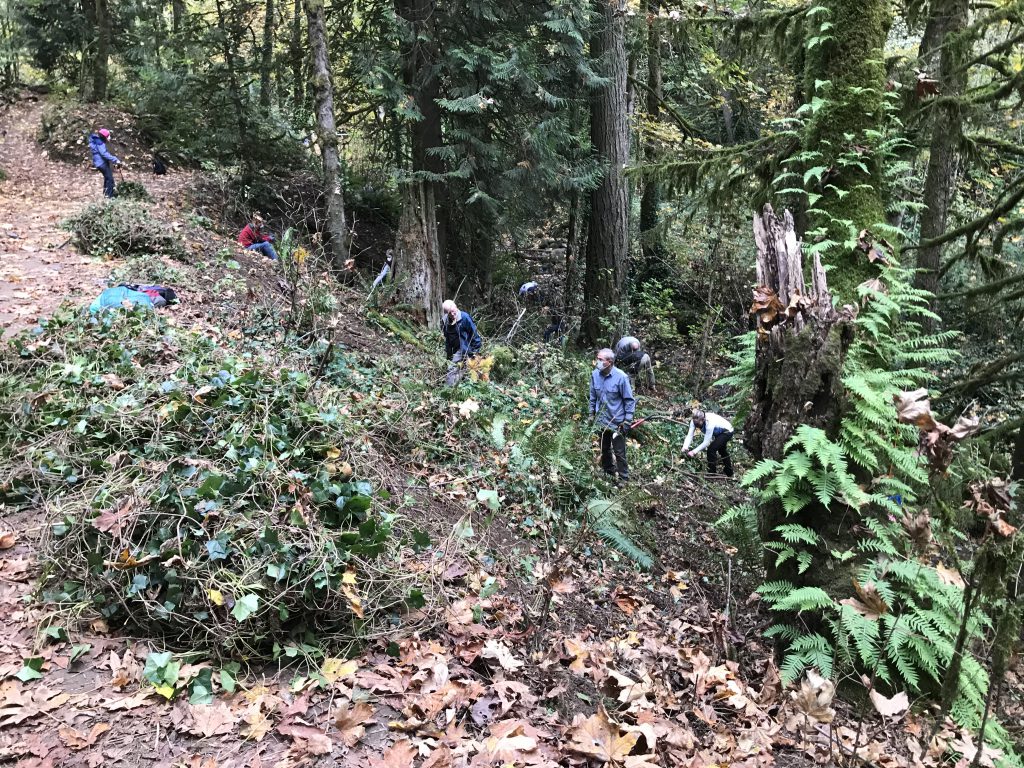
[{"xmin": 745, "ymin": 205, "xmax": 858, "ymax": 589}]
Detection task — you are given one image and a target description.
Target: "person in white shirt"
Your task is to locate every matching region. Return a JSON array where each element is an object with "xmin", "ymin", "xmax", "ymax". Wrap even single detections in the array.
[{"xmin": 682, "ymin": 409, "xmax": 734, "ymax": 477}]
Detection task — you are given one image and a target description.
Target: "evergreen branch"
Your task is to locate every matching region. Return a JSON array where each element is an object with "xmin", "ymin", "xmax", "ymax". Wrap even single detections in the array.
[
  {"xmin": 937, "ymin": 270, "xmax": 1024, "ymax": 300},
  {"xmin": 626, "ymin": 75, "xmax": 696, "ymax": 137}
]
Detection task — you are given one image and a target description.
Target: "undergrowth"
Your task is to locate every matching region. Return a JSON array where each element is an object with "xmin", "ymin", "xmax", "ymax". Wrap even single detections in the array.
[
  {"xmin": 64, "ymin": 200, "xmax": 185, "ymax": 261},
  {"xmin": 0, "ymin": 308, "xmax": 413, "ymax": 657}
]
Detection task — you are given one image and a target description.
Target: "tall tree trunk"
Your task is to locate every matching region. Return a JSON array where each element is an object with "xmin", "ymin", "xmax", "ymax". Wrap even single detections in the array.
[
  {"xmin": 914, "ymin": 0, "xmax": 969, "ymax": 303},
  {"xmin": 290, "ymin": 0, "xmax": 304, "ymax": 114},
  {"xmin": 639, "ymin": 0, "xmax": 667, "ymax": 281},
  {"xmin": 580, "ymin": 0, "xmax": 630, "ymax": 345},
  {"xmin": 304, "ymin": 0, "xmax": 350, "ymax": 272},
  {"xmin": 746, "ymin": 206, "xmax": 858, "ymax": 589},
  {"xmin": 393, "ymin": 0, "xmax": 445, "ymax": 327},
  {"xmin": 260, "ymin": 0, "xmax": 276, "ymax": 108},
  {"xmin": 90, "ymin": 0, "xmax": 110, "ymax": 102},
  {"xmin": 172, "ymin": 0, "xmax": 185, "ymax": 33},
  {"xmin": 213, "ymin": 0, "xmax": 251, "ymax": 165},
  {"xmin": 801, "ymin": 0, "xmax": 891, "ymax": 302}
]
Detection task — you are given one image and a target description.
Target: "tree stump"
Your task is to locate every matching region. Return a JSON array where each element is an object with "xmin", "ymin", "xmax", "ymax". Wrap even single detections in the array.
[{"xmin": 745, "ymin": 205, "xmax": 858, "ymax": 587}]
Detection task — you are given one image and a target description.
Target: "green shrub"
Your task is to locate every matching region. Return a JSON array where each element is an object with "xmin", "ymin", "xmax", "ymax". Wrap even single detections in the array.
[
  {"xmin": 0, "ymin": 310, "xmax": 406, "ymax": 656},
  {"xmin": 116, "ymin": 180, "xmax": 153, "ymax": 202},
  {"xmin": 64, "ymin": 200, "xmax": 185, "ymax": 261}
]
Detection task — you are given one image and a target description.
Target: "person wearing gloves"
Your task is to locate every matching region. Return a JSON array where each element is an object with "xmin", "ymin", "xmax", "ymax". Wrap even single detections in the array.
[
  {"xmin": 89, "ymin": 128, "xmax": 121, "ymax": 198},
  {"xmin": 614, "ymin": 335, "xmax": 655, "ymax": 388},
  {"xmin": 441, "ymin": 299, "xmax": 483, "ymax": 385},
  {"xmin": 589, "ymin": 348, "xmax": 635, "ymax": 483},
  {"xmin": 682, "ymin": 409, "xmax": 734, "ymax": 477}
]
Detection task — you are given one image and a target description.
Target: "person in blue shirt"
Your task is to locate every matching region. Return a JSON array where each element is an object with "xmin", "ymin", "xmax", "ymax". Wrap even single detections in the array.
[
  {"xmin": 589, "ymin": 348, "xmax": 635, "ymax": 482},
  {"xmin": 441, "ymin": 299, "xmax": 483, "ymax": 385},
  {"xmin": 89, "ymin": 128, "xmax": 121, "ymax": 198}
]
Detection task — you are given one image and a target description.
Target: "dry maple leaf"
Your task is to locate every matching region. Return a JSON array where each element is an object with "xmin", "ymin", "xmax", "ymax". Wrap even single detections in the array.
[
  {"xmin": 278, "ymin": 723, "xmax": 333, "ymax": 756},
  {"xmin": 241, "ymin": 707, "xmax": 273, "ymax": 742},
  {"xmin": 481, "ymin": 719, "xmax": 539, "ymax": 755},
  {"xmin": 567, "ymin": 708, "xmax": 639, "ymax": 764},
  {"xmin": 893, "ymin": 389, "xmax": 939, "ymax": 430},
  {"xmin": 59, "ymin": 722, "xmax": 111, "ymax": 750},
  {"xmin": 788, "ymin": 670, "xmax": 836, "ymax": 729},
  {"xmin": 368, "ymin": 738, "xmax": 417, "ymax": 768},
  {"xmin": 334, "ymin": 701, "xmax": 375, "ymax": 747},
  {"xmin": 0, "ymin": 685, "xmax": 71, "ymax": 727},
  {"xmin": 750, "ymin": 285, "xmax": 785, "ymax": 326},
  {"xmin": 481, "ymin": 639, "xmax": 524, "ymax": 671},
  {"xmin": 187, "ymin": 702, "xmax": 237, "ymax": 738},
  {"xmin": 421, "ymin": 744, "xmax": 454, "ymax": 768},
  {"xmin": 869, "ymin": 689, "xmax": 909, "ymax": 719}
]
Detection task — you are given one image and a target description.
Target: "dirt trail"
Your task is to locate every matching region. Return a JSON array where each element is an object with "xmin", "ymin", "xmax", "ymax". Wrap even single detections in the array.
[{"xmin": 0, "ymin": 97, "xmax": 194, "ymax": 337}]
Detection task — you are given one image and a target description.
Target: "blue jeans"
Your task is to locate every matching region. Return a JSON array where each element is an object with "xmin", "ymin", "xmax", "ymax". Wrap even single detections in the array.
[
  {"xmin": 100, "ymin": 163, "xmax": 115, "ymax": 198},
  {"xmin": 246, "ymin": 241, "xmax": 278, "ymax": 260}
]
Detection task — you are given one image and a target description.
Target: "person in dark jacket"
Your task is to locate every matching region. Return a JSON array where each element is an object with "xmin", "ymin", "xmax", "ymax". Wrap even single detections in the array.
[
  {"xmin": 89, "ymin": 128, "xmax": 121, "ymax": 198},
  {"xmin": 441, "ymin": 299, "xmax": 482, "ymax": 385},
  {"xmin": 614, "ymin": 335, "xmax": 655, "ymax": 388},
  {"xmin": 238, "ymin": 214, "xmax": 279, "ymax": 260}
]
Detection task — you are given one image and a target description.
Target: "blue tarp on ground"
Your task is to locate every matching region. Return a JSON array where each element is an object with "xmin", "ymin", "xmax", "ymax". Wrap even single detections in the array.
[{"xmin": 89, "ymin": 286, "xmax": 155, "ymax": 313}]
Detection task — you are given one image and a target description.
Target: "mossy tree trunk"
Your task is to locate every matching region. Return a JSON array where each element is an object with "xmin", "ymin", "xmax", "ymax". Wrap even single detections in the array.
[
  {"xmin": 914, "ymin": 0, "xmax": 969, "ymax": 304},
  {"xmin": 801, "ymin": 0, "xmax": 891, "ymax": 303},
  {"xmin": 393, "ymin": 0, "xmax": 445, "ymax": 327},
  {"xmin": 304, "ymin": 0, "xmax": 350, "ymax": 271},
  {"xmin": 580, "ymin": 0, "xmax": 630, "ymax": 345},
  {"xmin": 259, "ymin": 0, "xmax": 275, "ymax": 109},
  {"xmin": 290, "ymin": 0, "xmax": 304, "ymax": 116},
  {"xmin": 638, "ymin": 0, "xmax": 668, "ymax": 282},
  {"xmin": 746, "ymin": 206, "xmax": 858, "ymax": 590}
]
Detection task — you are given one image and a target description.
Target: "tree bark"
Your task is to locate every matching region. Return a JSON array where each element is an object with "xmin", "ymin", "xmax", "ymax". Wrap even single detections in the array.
[
  {"xmin": 638, "ymin": 0, "xmax": 668, "ymax": 279},
  {"xmin": 172, "ymin": 0, "xmax": 185, "ymax": 33},
  {"xmin": 746, "ymin": 205, "xmax": 857, "ymax": 587},
  {"xmin": 213, "ymin": 0, "xmax": 251, "ymax": 166},
  {"xmin": 580, "ymin": 0, "xmax": 630, "ymax": 345},
  {"xmin": 290, "ymin": 0, "xmax": 304, "ymax": 114},
  {"xmin": 801, "ymin": 0, "xmax": 891, "ymax": 302},
  {"xmin": 304, "ymin": 0, "xmax": 350, "ymax": 272},
  {"xmin": 260, "ymin": 0, "xmax": 276, "ymax": 108},
  {"xmin": 90, "ymin": 0, "xmax": 110, "ymax": 102},
  {"xmin": 393, "ymin": 0, "xmax": 446, "ymax": 327},
  {"xmin": 914, "ymin": 0, "xmax": 969, "ymax": 302}
]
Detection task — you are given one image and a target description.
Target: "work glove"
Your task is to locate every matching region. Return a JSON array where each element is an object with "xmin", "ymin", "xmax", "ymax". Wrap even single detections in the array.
[{"xmin": 619, "ymin": 423, "xmax": 631, "ymax": 437}]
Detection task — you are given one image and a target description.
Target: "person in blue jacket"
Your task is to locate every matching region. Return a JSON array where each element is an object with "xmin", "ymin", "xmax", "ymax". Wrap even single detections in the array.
[
  {"xmin": 441, "ymin": 299, "xmax": 482, "ymax": 385},
  {"xmin": 89, "ymin": 128, "xmax": 121, "ymax": 198},
  {"xmin": 589, "ymin": 348, "xmax": 635, "ymax": 483}
]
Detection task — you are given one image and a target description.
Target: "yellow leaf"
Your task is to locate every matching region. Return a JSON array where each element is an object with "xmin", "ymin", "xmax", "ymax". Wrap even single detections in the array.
[
  {"xmin": 342, "ymin": 568, "xmax": 357, "ymax": 585},
  {"xmin": 326, "ymin": 447, "xmax": 341, "ymax": 459},
  {"xmin": 341, "ymin": 583, "xmax": 364, "ymax": 618},
  {"xmin": 154, "ymin": 684, "xmax": 175, "ymax": 699},
  {"xmin": 208, "ymin": 589, "xmax": 224, "ymax": 606},
  {"xmin": 321, "ymin": 658, "xmax": 358, "ymax": 683}
]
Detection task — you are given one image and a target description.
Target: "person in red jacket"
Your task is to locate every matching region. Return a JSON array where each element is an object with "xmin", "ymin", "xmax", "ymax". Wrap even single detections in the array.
[{"xmin": 238, "ymin": 214, "xmax": 278, "ymax": 260}]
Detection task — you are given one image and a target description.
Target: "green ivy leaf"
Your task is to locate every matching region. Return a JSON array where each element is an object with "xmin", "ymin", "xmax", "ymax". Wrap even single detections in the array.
[
  {"xmin": 231, "ymin": 594, "xmax": 259, "ymax": 622},
  {"xmin": 15, "ymin": 657, "xmax": 45, "ymax": 682}
]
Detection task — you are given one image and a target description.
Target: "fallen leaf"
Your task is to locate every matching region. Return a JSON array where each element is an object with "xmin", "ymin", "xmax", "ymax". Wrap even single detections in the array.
[
  {"xmin": 0, "ymin": 685, "xmax": 71, "ymax": 727},
  {"xmin": 0, "ymin": 532, "xmax": 15, "ymax": 549},
  {"xmin": 481, "ymin": 640, "xmax": 524, "ymax": 671},
  {"xmin": 59, "ymin": 722, "xmax": 111, "ymax": 750},
  {"xmin": 869, "ymin": 689, "xmax": 909, "ymax": 719},
  {"xmin": 368, "ymin": 738, "xmax": 417, "ymax": 768},
  {"xmin": 186, "ymin": 702, "xmax": 237, "ymax": 738},
  {"xmin": 567, "ymin": 708, "xmax": 639, "ymax": 763},
  {"xmin": 278, "ymin": 723, "xmax": 333, "ymax": 756},
  {"xmin": 334, "ymin": 701, "xmax": 374, "ymax": 746},
  {"xmin": 788, "ymin": 670, "xmax": 836, "ymax": 728},
  {"xmin": 321, "ymin": 657, "xmax": 358, "ymax": 683}
]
